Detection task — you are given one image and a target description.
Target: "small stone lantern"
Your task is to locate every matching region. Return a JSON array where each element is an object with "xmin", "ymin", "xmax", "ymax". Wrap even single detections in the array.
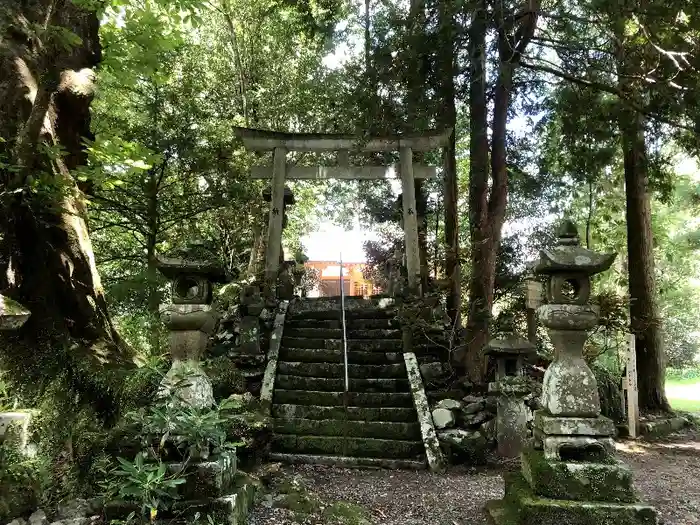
[
  {"xmin": 485, "ymin": 220, "xmax": 658, "ymax": 525},
  {"xmin": 485, "ymin": 316, "xmax": 536, "ymax": 458},
  {"xmin": 157, "ymin": 243, "xmax": 227, "ymax": 409}
]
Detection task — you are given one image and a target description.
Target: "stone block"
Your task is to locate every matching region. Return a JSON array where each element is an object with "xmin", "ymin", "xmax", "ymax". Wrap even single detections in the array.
[
  {"xmin": 0, "ymin": 411, "xmax": 32, "ymax": 447},
  {"xmin": 438, "ymin": 428, "xmax": 488, "ymax": 463},
  {"xmin": 534, "ymin": 411, "xmax": 615, "ymax": 436},
  {"xmin": 436, "ymin": 398, "xmax": 462, "ymax": 411},
  {"xmin": 167, "ymin": 451, "xmax": 237, "ymax": 500},
  {"xmin": 238, "ymin": 316, "xmax": 260, "ymax": 354},
  {"xmin": 487, "ymin": 472, "xmax": 657, "ymax": 525},
  {"xmin": 431, "ymin": 408, "xmax": 455, "ymax": 429},
  {"xmin": 521, "ymin": 448, "xmax": 636, "ymax": 503},
  {"xmin": 535, "ymin": 433, "xmax": 615, "ymax": 461},
  {"xmin": 496, "ymin": 397, "xmax": 529, "ymax": 458}
]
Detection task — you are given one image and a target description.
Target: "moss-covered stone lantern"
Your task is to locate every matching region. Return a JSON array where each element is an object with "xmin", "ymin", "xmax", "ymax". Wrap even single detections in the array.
[
  {"xmin": 157, "ymin": 242, "xmax": 227, "ymax": 409},
  {"xmin": 485, "ymin": 316, "xmax": 536, "ymax": 458},
  {"xmin": 485, "ymin": 220, "xmax": 658, "ymax": 525}
]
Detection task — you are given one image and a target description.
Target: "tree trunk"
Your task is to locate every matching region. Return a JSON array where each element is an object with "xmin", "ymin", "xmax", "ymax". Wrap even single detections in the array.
[
  {"xmin": 0, "ymin": 2, "xmax": 132, "ymax": 398},
  {"xmin": 614, "ymin": 0, "xmax": 670, "ymax": 412},
  {"xmin": 464, "ymin": 0, "xmax": 491, "ymax": 380},
  {"xmin": 463, "ymin": 1, "xmax": 537, "ymax": 381},
  {"xmin": 620, "ymin": 111, "xmax": 670, "ymax": 412},
  {"xmin": 437, "ymin": 0, "xmax": 461, "ymax": 328}
]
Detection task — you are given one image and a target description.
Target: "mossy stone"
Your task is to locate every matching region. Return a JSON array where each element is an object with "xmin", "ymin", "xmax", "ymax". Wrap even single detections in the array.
[
  {"xmin": 323, "ymin": 501, "xmax": 372, "ymax": 525},
  {"xmin": 521, "ymin": 448, "xmax": 636, "ymax": 503},
  {"xmin": 497, "ymin": 472, "xmax": 657, "ymax": 525}
]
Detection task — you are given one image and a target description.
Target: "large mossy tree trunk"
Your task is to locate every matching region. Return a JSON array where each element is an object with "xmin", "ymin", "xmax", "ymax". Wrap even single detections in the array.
[{"xmin": 0, "ymin": 1, "xmax": 133, "ymax": 408}]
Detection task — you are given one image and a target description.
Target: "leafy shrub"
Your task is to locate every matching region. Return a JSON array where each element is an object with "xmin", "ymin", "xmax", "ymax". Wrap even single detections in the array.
[
  {"xmin": 98, "ymin": 452, "xmax": 185, "ymax": 521},
  {"xmin": 0, "ymin": 436, "xmax": 48, "ymax": 522},
  {"xmin": 666, "ymin": 367, "xmax": 700, "ymax": 382}
]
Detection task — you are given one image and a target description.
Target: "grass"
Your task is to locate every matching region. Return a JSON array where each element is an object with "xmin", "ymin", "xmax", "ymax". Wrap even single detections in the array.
[{"xmin": 666, "ymin": 377, "xmax": 700, "ymax": 413}]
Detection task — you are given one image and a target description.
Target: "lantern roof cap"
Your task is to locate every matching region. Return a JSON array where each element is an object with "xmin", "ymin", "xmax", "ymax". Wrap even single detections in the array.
[
  {"xmin": 484, "ymin": 315, "xmax": 536, "ymax": 356},
  {"xmin": 156, "ymin": 241, "xmax": 227, "ymax": 281},
  {"xmin": 534, "ymin": 220, "xmax": 616, "ymax": 276},
  {"xmin": 263, "ymin": 185, "xmax": 295, "ymax": 204}
]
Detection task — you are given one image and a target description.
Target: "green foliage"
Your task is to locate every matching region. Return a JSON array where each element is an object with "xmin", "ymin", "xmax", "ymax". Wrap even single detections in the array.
[
  {"xmin": 101, "ymin": 452, "xmax": 186, "ymax": 521},
  {"xmin": 666, "ymin": 367, "xmax": 700, "ymax": 382},
  {"xmin": 0, "ymin": 438, "xmax": 48, "ymax": 522}
]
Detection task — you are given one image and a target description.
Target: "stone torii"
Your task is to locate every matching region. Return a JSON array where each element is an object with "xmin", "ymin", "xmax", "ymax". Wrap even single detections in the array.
[{"xmin": 234, "ymin": 127, "xmax": 452, "ymax": 295}]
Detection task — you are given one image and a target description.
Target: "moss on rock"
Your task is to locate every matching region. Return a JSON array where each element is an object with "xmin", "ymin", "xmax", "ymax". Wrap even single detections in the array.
[{"xmin": 521, "ymin": 448, "xmax": 635, "ymax": 503}]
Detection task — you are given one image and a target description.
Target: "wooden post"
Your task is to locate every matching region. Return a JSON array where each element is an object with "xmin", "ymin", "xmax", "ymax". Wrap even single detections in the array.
[
  {"xmin": 625, "ymin": 333, "xmax": 639, "ymax": 438},
  {"xmin": 400, "ymin": 146, "xmax": 421, "ymax": 294},
  {"xmin": 265, "ymin": 147, "xmax": 286, "ymax": 286}
]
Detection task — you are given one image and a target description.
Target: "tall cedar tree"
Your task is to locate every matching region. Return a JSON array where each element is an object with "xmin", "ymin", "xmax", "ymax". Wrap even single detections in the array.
[{"xmin": 464, "ymin": 0, "xmax": 538, "ymax": 381}]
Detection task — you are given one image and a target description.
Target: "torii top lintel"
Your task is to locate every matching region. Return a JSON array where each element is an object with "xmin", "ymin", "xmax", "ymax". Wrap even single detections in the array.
[{"xmin": 233, "ymin": 126, "xmax": 453, "ymax": 152}]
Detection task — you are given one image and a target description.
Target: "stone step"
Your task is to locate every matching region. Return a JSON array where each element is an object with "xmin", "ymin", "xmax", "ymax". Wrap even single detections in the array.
[
  {"xmin": 273, "ymin": 418, "xmax": 421, "ymax": 440},
  {"xmin": 286, "ymin": 318, "xmax": 399, "ymax": 330},
  {"xmin": 279, "ymin": 347, "xmax": 405, "ymax": 365},
  {"xmin": 283, "ymin": 327, "xmax": 402, "ymax": 339},
  {"xmin": 288, "ymin": 308, "xmax": 396, "ymax": 321},
  {"xmin": 276, "ymin": 375, "xmax": 409, "ymax": 392},
  {"xmin": 272, "ymin": 404, "xmax": 418, "ymax": 422},
  {"xmin": 269, "ymin": 452, "xmax": 426, "ymax": 470},
  {"xmin": 276, "ymin": 361, "xmax": 407, "ymax": 379},
  {"xmin": 273, "ymin": 390, "xmax": 414, "ymax": 408},
  {"xmin": 271, "ymin": 434, "xmax": 424, "ymax": 459},
  {"xmin": 282, "ymin": 337, "xmax": 402, "ymax": 351}
]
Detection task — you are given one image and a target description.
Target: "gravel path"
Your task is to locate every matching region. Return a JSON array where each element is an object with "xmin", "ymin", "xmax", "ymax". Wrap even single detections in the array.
[{"xmin": 248, "ymin": 429, "xmax": 700, "ymax": 525}]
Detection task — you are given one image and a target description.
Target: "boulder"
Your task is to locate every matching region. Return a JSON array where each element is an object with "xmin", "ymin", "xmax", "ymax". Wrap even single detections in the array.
[
  {"xmin": 436, "ymin": 398, "xmax": 462, "ymax": 411},
  {"xmin": 438, "ymin": 428, "xmax": 489, "ymax": 463},
  {"xmin": 29, "ymin": 511, "xmax": 48, "ymax": 525},
  {"xmin": 485, "ymin": 395, "xmax": 498, "ymax": 412},
  {"xmin": 419, "ymin": 362, "xmax": 444, "ymax": 382},
  {"xmin": 463, "ymin": 410, "xmax": 492, "ymax": 428},
  {"xmin": 481, "ymin": 418, "xmax": 496, "ymax": 441},
  {"xmin": 431, "ymin": 408, "xmax": 455, "ymax": 429},
  {"xmin": 56, "ymin": 499, "xmax": 89, "ymax": 521},
  {"xmin": 7, "ymin": 519, "xmax": 27, "ymax": 525},
  {"xmin": 462, "ymin": 400, "xmax": 485, "ymax": 415},
  {"xmin": 462, "ymin": 394, "xmax": 485, "ymax": 405}
]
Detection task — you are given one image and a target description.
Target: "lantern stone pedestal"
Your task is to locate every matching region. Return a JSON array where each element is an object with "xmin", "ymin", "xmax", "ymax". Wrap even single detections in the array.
[
  {"xmin": 485, "ymin": 320, "xmax": 536, "ymax": 458},
  {"xmin": 485, "ymin": 221, "xmax": 657, "ymax": 525}
]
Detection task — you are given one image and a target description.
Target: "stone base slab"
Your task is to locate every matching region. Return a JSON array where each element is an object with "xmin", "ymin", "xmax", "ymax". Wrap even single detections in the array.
[
  {"xmin": 167, "ymin": 451, "xmax": 236, "ymax": 499},
  {"xmin": 485, "ymin": 472, "xmax": 657, "ymax": 525},
  {"xmin": 534, "ymin": 410, "xmax": 615, "ymax": 436},
  {"xmin": 521, "ymin": 448, "xmax": 635, "ymax": 503}
]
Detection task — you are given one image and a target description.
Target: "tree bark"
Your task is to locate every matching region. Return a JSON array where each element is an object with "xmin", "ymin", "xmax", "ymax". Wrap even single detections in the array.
[
  {"xmin": 620, "ymin": 111, "xmax": 670, "ymax": 412},
  {"xmin": 614, "ymin": 0, "xmax": 670, "ymax": 412},
  {"xmin": 437, "ymin": 0, "xmax": 461, "ymax": 328},
  {"xmin": 465, "ymin": 0, "xmax": 491, "ymax": 380},
  {"xmin": 464, "ymin": 0, "xmax": 537, "ymax": 381},
  {"xmin": 0, "ymin": 1, "xmax": 133, "ymax": 395}
]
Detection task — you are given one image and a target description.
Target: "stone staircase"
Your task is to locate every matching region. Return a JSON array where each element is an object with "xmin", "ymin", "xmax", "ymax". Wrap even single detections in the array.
[{"xmin": 269, "ymin": 297, "xmax": 427, "ymax": 469}]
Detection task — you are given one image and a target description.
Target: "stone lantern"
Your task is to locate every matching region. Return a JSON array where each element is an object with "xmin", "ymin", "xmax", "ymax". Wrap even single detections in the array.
[
  {"xmin": 157, "ymin": 242, "xmax": 227, "ymax": 409},
  {"xmin": 485, "ymin": 316, "xmax": 536, "ymax": 458},
  {"xmin": 486, "ymin": 220, "xmax": 657, "ymax": 525}
]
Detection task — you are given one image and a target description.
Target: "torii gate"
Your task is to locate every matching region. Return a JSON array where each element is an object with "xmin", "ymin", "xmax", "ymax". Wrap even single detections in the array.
[{"xmin": 234, "ymin": 127, "xmax": 452, "ymax": 295}]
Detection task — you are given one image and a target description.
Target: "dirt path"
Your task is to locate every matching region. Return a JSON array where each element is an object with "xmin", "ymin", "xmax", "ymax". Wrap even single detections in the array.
[{"xmin": 248, "ymin": 429, "xmax": 700, "ymax": 525}]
